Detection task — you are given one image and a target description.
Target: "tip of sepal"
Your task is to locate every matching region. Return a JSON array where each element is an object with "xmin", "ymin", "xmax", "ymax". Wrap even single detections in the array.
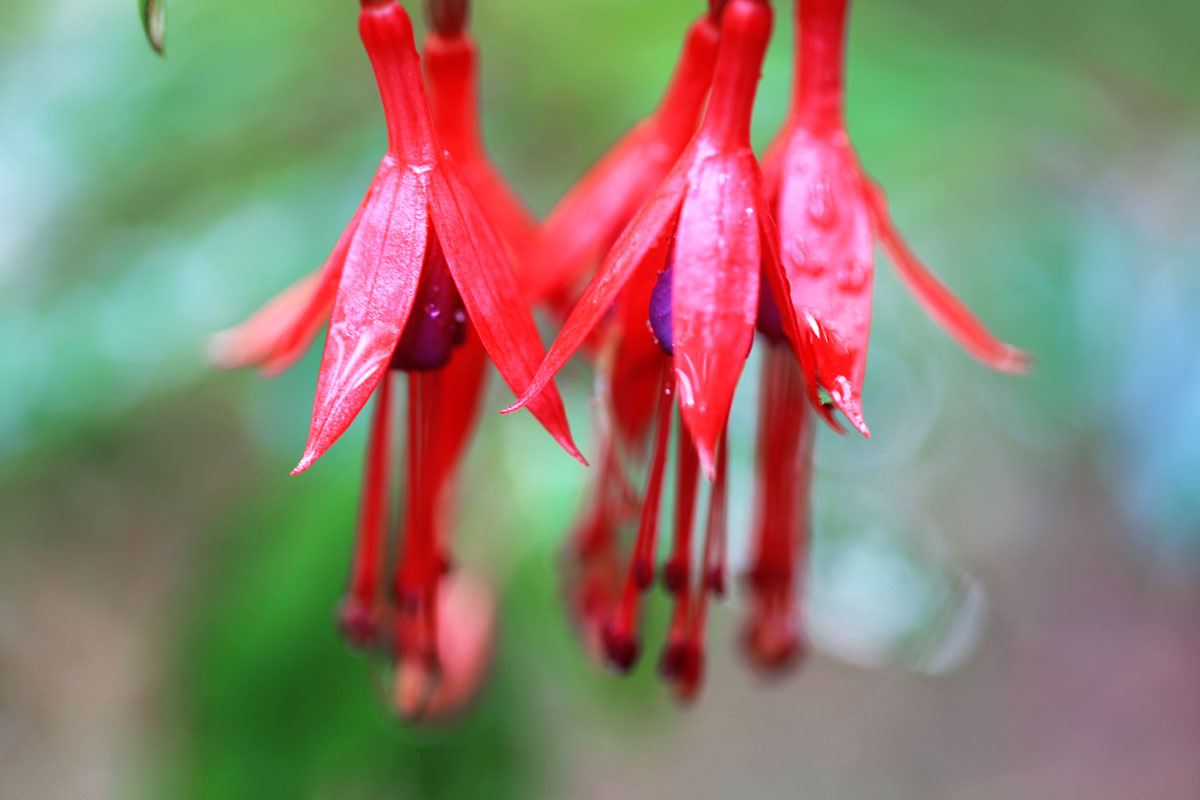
[
  {"xmin": 988, "ymin": 344, "xmax": 1034, "ymax": 376},
  {"xmin": 204, "ymin": 329, "xmax": 242, "ymax": 370},
  {"xmin": 139, "ymin": 0, "xmax": 166, "ymax": 56},
  {"xmin": 828, "ymin": 375, "xmax": 870, "ymax": 438},
  {"xmin": 290, "ymin": 449, "xmax": 320, "ymax": 476}
]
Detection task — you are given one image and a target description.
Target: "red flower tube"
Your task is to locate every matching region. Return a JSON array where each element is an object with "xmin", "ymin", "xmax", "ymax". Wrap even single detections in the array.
[{"xmin": 762, "ymin": 0, "xmax": 1029, "ymax": 434}]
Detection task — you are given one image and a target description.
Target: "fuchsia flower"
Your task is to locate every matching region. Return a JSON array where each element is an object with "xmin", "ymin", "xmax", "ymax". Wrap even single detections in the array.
[
  {"xmin": 509, "ymin": 0, "xmax": 777, "ymax": 479},
  {"xmin": 210, "ymin": 0, "xmax": 579, "ymax": 719},
  {"xmin": 521, "ymin": 5, "xmax": 721, "ymax": 305},
  {"xmin": 761, "ymin": 0, "xmax": 1029, "ymax": 434},
  {"xmin": 513, "ymin": 0, "xmax": 784, "ymax": 698},
  {"xmin": 527, "ymin": 0, "xmax": 1028, "ymax": 701}
]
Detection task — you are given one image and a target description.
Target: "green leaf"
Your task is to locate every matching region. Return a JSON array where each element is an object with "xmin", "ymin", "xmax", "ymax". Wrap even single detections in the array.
[{"xmin": 139, "ymin": 0, "xmax": 166, "ymax": 56}]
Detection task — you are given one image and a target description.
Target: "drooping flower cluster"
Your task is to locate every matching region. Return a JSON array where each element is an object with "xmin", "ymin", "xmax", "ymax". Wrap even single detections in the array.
[{"xmin": 209, "ymin": 0, "xmax": 1026, "ymax": 716}]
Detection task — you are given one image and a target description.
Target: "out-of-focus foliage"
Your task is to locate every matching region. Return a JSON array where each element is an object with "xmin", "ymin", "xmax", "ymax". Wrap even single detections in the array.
[{"xmin": 1, "ymin": 1, "xmax": 1197, "ymax": 799}]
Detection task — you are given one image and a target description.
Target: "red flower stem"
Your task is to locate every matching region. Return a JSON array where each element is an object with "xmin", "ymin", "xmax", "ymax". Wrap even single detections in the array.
[
  {"xmin": 663, "ymin": 424, "xmax": 700, "ymax": 594},
  {"xmin": 423, "ymin": 30, "xmax": 479, "ymax": 163},
  {"xmin": 340, "ymin": 369, "xmax": 394, "ymax": 646},
  {"xmin": 794, "ymin": 0, "xmax": 848, "ymax": 133}
]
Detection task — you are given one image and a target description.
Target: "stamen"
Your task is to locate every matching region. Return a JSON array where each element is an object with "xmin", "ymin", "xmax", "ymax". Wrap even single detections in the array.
[
  {"xmin": 602, "ymin": 363, "xmax": 675, "ymax": 673},
  {"xmin": 661, "ymin": 426, "xmax": 727, "ymax": 701},
  {"xmin": 391, "ymin": 371, "xmax": 445, "ymax": 701},
  {"xmin": 742, "ymin": 343, "xmax": 812, "ymax": 672},
  {"xmin": 662, "ymin": 425, "xmax": 699, "ymax": 594},
  {"xmin": 338, "ymin": 369, "xmax": 394, "ymax": 648}
]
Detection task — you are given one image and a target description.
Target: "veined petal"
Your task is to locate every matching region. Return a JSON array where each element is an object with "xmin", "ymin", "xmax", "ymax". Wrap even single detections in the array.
[
  {"xmin": 776, "ymin": 129, "xmax": 873, "ymax": 437},
  {"xmin": 864, "ymin": 179, "xmax": 1031, "ymax": 374},
  {"xmin": 428, "ymin": 163, "xmax": 584, "ymax": 463},
  {"xmin": 673, "ymin": 150, "xmax": 761, "ymax": 477},
  {"xmin": 293, "ymin": 163, "xmax": 429, "ymax": 474},
  {"xmin": 505, "ymin": 163, "xmax": 689, "ymax": 414}
]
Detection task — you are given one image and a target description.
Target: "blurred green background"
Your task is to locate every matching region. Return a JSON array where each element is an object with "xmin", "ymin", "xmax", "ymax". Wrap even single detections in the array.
[{"xmin": 1, "ymin": 0, "xmax": 1198, "ymax": 798}]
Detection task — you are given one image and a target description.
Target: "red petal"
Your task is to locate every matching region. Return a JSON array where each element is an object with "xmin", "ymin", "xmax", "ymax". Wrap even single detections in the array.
[
  {"xmin": 293, "ymin": 165, "xmax": 429, "ymax": 474},
  {"xmin": 523, "ymin": 16, "xmax": 719, "ymax": 303},
  {"xmin": 504, "ymin": 165, "xmax": 689, "ymax": 415},
  {"xmin": 864, "ymin": 180, "xmax": 1031, "ymax": 374},
  {"xmin": 673, "ymin": 151, "xmax": 761, "ymax": 478},
  {"xmin": 776, "ymin": 129, "xmax": 873, "ymax": 437},
  {"xmin": 428, "ymin": 163, "xmax": 585, "ymax": 464}
]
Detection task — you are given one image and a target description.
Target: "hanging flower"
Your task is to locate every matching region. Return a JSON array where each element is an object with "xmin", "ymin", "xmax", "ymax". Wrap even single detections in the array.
[
  {"xmin": 761, "ymin": 0, "xmax": 1029, "ymax": 435},
  {"xmin": 507, "ymin": 0, "xmax": 785, "ymax": 699},
  {"xmin": 209, "ymin": 0, "xmax": 581, "ymax": 720},
  {"xmin": 521, "ymin": 4, "xmax": 722, "ymax": 305},
  {"xmin": 508, "ymin": 0, "xmax": 777, "ymax": 479}
]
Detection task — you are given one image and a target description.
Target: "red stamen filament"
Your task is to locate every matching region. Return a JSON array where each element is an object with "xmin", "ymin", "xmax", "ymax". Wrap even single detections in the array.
[
  {"xmin": 339, "ymin": 369, "xmax": 395, "ymax": 648},
  {"xmin": 392, "ymin": 371, "xmax": 444, "ymax": 715},
  {"xmin": 744, "ymin": 344, "xmax": 812, "ymax": 671},
  {"xmin": 602, "ymin": 363, "xmax": 675, "ymax": 672}
]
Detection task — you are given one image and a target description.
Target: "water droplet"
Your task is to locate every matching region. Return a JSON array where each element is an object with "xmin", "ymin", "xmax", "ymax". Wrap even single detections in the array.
[
  {"xmin": 835, "ymin": 259, "xmax": 870, "ymax": 292},
  {"xmin": 807, "ymin": 178, "xmax": 837, "ymax": 228}
]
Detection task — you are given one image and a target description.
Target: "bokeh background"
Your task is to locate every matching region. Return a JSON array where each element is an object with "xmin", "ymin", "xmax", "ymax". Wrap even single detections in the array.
[{"xmin": 2, "ymin": 0, "xmax": 1198, "ymax": 798}]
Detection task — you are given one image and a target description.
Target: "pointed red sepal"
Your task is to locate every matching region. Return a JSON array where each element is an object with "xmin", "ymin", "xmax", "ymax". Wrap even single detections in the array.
[
  {"xmin": 772, "ymin": 128, "xmax": 874, "ymax": 438},
  {"xmin": 428, "ymin": 163, "xmax": 585, "ymax": 464},
  {"xmin": 523, "ymin": 15, "xmax": 719, "ymax": 303},
  {"xmin": 292, "ymin": 165, "xmax": 429, "ymax": 475},
  {"xmin": 502, "ymin": 173, "xmax": 686, "ymax": 415},
  {"xmin": 672, "ymin": 150, "xmax": 761, "ymax": 479},
  {"xmin": 208, "ymin": 270, "xmax": 323, "ymax": 371},
  {"xmin": 208, "ymin": 201, "xmax": 369, "ymax": 376},
  {"xmin": 424, "ymin": 31, "xmax": 538, "ymax": 257},
  {"xmin": 863, "ymin": 180, "xmax": 1031, "ymax": 374}
]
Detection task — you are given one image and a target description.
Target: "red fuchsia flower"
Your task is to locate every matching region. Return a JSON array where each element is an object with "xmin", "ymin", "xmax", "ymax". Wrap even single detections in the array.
[
  {"xmin": 509, "ymin": 0, "xmax": 790, "ymax": 700},
  {"xmin": 761, "ymin": 0, "xmax": 1029, "ymax": 436},
  {"xmin": 210, "ymin": 0, "xmax": 582, "ymax": 720},
  {"xmin": 520, "ymin": 3, "xmax": 722, "ymax": 306},
  {"xmin": 509, "ymin": 0, "xmax": 777, "ymax": 479}
]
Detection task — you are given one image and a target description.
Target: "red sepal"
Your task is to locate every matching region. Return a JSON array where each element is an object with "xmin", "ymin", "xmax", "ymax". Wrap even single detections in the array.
[
  {"xmin": 523, "ymin": 15, "xmax": 719, "ymax": 303},
  {"xmin": 429, "ymin": 163, "xmax": 584, "ymax": 464}
]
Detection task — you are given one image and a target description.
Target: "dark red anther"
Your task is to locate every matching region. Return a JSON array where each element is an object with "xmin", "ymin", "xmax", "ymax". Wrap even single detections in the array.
[
  {"xmin": 338, "ymin": 369, "xmax": 394, "ymax": 648},
  {"xmin": 390, "ymin": 231, "xmax": 469, "ymax": 371},
  {"xmin": 424, "ymin": 0, "xmax": 468, "ymax": 38}
]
